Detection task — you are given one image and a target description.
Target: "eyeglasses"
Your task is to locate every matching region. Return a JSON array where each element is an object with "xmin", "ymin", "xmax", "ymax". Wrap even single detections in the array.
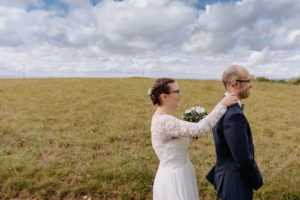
[
  {"xmin": 169, "ymin": 90, "xmax": 181, "ymax": 94},
  {"xmin": 236, "ymin": 79, "xmax": 251, "ymax": 83}
]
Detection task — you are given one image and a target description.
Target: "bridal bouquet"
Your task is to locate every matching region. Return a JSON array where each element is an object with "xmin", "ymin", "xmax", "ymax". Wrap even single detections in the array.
[{"xmin": 183, "ymin": 106, "xmax": 207, "ymax": 123}]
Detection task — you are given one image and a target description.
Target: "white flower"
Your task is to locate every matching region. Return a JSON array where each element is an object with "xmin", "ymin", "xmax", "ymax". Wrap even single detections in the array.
[
  {"xmin": 147, "ymin": 88, "xmax": 152, "ymax": 95},
  {"xmin": 195, "ymin": 107, "xmax": 205, "ymax": 113},
  {"xmin": 182, "ymin": 105, "xmax": 207, "ymax": 123},
  {"xmin": 184, "ymin": 109, "xmax": 191, "ymax": 114}
]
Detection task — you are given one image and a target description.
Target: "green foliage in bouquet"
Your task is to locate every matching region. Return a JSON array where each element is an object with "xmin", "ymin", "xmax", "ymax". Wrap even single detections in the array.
[{"xmin": 182, "ymin": 106, "xmax": 208, "ymax": 123}]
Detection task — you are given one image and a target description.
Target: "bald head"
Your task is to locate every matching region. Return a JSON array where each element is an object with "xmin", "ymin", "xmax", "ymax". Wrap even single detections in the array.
[{"xmin": 222, "ymin": 65, "xmax": 249, "ymax": 89}]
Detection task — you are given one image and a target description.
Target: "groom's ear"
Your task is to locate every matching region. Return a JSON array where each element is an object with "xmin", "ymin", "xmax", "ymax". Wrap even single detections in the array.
[{"xmin": 232, "ymin": 81, "xmax": 239, "ymax": 88}]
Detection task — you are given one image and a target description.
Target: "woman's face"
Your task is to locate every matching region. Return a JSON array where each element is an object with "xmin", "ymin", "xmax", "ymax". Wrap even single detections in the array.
[{"xmin": 164, "ymin": 82, "xmax": 182, "ymax": 108}]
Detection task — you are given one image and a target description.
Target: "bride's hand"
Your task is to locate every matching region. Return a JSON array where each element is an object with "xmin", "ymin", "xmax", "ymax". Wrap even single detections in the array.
[{"xmin": 219, "ymin": 95, "xmax": 238, "ymax": 107}]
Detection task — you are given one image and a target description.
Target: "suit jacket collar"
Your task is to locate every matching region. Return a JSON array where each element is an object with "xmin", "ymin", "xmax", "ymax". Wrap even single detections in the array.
[{"xmin": 224, "ymin": 93, "xmax": 243, "ymax": 109}]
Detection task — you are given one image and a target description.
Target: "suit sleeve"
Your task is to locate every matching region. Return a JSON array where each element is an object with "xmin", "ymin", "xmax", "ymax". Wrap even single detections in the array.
[{"xmin": 223, "ymin": 112, "xmax": 263, "ymax": 190}]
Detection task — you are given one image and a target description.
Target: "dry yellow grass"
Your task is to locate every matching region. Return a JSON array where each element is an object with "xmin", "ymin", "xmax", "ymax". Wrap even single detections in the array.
[{"xmin": 0, "ymin": 78, "xmax": 299, "ymax": 200}]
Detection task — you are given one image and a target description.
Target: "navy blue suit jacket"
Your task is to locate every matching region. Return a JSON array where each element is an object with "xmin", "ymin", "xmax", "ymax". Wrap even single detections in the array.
[{"xmin": 206, "ymin": 103, "xmax": 263, "ymax": 200}]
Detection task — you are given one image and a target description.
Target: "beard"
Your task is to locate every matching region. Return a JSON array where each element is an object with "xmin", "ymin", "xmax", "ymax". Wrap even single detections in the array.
[{"xmin": 239, "ymin": 89, "xmax": 250, "ymax": 99}]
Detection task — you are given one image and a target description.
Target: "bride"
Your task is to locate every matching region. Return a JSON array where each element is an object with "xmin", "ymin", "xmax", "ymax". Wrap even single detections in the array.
[{"xmin": 149, "ymin": 78, "xmax": 237, "ymax": 200}]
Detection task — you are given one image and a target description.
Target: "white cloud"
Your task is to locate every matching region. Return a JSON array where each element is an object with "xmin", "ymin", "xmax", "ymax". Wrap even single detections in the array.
[
  {"xmin": 286, "ymin": 30, "xmax": 300, "ymax": 44},
  {"xmin": 248, "ymin": 48, "xmax": 269, "ymax": 66},
  {"xmin": 0, "ymin": 0, "xmax": 300, "ymax": 78},
  {"xmin": 287, "ymin": 54, "xmax": 300, "ymax": 61},
  {"xmin": 0, "ymin": 0, "xmax": 43, "ymax": 9}
]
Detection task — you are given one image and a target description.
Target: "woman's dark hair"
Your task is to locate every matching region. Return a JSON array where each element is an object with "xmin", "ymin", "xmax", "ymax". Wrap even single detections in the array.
[{"xmin": 149, "ymin": 78, "xmax": 175, "ymax": 105}]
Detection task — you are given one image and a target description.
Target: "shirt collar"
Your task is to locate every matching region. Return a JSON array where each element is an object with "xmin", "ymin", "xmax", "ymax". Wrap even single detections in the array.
[{"xmin": 224, "ymin": 93, "xmax": 242, "ymax": 107}]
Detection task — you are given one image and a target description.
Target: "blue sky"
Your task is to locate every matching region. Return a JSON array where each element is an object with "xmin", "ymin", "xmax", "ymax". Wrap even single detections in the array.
[
  {"xmin": 32, "ymin": 0, "xmax": 243, "ymax": 12},
  {"xmin": 0, "ymin": 0, "xmax": 299, "ymax": 79},
  {"xmin": 27, "ymin": 0, "xmax": 241, "ymax": 13},
  {"xmin": 39, "ymin": 0, "xmax": 240, "ymax": 8}
]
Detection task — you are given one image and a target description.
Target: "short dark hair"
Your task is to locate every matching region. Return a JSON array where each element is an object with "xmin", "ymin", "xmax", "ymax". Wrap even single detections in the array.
[{"xmin": 149, "ymin": 78, "xmax": 175, "ymax": 105}]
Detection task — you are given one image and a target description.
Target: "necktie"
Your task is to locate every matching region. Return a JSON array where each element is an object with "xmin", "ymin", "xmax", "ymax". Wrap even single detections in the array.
[{"xmin": 241, "ymin": 104, "xmax": 245, "ymax": 111}]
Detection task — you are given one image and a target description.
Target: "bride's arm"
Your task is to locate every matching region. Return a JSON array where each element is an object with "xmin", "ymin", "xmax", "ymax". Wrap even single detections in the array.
[{"xmin": 156, "ymin": 103, "xmax": 227, "ymax": 137}]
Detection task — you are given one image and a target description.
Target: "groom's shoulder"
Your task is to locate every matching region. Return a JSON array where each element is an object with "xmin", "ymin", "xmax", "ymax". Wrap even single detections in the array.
[{"xmin": 225, "ymin": 104, "xmax": 242, "ymax": 115}]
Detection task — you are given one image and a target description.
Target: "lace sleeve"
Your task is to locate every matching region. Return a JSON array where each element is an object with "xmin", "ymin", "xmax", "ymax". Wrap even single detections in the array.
[{"xmin": 155, "ymin": 104, "xmax": 227, "ymax": 138}]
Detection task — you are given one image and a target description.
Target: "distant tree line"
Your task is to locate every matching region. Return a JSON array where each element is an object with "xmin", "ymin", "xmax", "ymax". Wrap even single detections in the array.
[{"xmin": 252, "ymin": 75, "xmax": 300, "ymax": 85}]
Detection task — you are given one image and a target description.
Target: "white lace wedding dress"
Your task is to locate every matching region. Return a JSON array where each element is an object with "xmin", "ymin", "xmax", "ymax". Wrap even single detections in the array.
[{"xmin": 151, "ymin": 104, "xmax": 227, "ymax": 200}]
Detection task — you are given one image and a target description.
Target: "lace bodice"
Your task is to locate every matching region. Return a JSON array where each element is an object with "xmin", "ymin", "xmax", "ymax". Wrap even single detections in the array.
[{"xmin": 151, "ymin": 104, "xmax": 227, "ymax": 168}]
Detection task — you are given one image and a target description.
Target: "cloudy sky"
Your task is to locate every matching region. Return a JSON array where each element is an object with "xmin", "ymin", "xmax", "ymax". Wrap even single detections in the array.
[{"xmin": 0, "ymin": 0, "xmax": 300, "ymax": 79}]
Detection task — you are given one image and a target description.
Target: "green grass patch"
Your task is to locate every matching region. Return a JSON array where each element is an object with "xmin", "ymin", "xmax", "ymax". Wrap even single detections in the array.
[{"xmin": 0, "ymin": 78, "xmax": 299, "ymax": 199}]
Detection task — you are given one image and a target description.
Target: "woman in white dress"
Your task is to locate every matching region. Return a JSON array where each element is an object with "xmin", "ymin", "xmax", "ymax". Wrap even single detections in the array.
[{"xmin": 149, "ymin": 78, "xmax": 238, "ymax": 200}]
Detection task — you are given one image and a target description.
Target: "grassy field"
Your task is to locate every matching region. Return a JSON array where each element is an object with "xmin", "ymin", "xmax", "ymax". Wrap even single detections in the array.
[{"xmin": 0, "ymin": 78, "xmax": 299, "ymax": 200}]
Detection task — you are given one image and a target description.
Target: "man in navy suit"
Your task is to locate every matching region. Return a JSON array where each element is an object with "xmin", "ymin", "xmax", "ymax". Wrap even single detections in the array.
[{"xmin": 206, "ymin": 65, "xmax": 263, "ymax": 200}]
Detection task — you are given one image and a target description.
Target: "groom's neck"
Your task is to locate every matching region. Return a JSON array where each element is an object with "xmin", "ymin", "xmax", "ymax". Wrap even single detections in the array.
[
  {"xmin": 225, "ymin": 91, "xmax": 240, "ymax": 99},
  {"xmin": 226, "ymin": 91, "xmax": 237, "ymax": 95}
]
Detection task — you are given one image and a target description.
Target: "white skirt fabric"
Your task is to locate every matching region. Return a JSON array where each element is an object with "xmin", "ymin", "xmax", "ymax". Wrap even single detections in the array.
[{"xmin": 153, "ymin": 159, "xmax": 199, "ymax": 200}]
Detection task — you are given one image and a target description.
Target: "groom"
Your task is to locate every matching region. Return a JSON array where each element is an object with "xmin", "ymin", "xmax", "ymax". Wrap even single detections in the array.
[{"xmin": 206, "ymin": 65, "xmax": 263, "ymax": 200}]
